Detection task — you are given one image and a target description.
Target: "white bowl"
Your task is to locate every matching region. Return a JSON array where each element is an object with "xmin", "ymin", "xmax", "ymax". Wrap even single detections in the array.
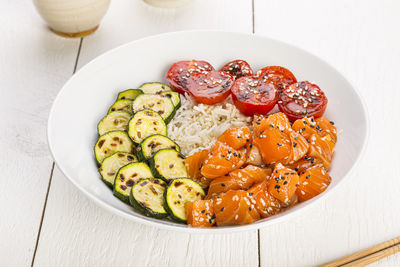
[{"xmin": 48, "ymin": 31, "xmax": 368, "ymax": 233}]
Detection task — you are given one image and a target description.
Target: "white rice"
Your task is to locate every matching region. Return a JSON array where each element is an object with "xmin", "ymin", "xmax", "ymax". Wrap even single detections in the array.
[{"xmin": 167, "ymin": 94, "xmax": 251, "ymax": 155}]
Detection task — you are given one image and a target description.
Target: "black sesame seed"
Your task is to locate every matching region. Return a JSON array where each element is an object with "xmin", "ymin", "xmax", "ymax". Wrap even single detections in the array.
[
  {"xmin": 221, "ymin": 183, "xmax": 226, "ymax": 187},
  {"xmin": 221, "ymin": 154, "xmax": 225, "ymax": 157},
  {"xmin": 249, "ymin": 144, "xmax": 253, "ymax": 148},
  {"xmin": 256, "ymin": 122, "xmax": 261, "ymax": 125},
  {"xmin": 249, "ymin": 207, "xmax": 252, "ymax": 211},
  {"xmin": 293, "ymin": 142, "xmax": 297, "ymax": 148},
  {"xmin": 277, "ymin": 143, "xmax": 282, "ymax": 146},
  {"xmin": 201, "ymin": 210, "xmax": 205, "ymax": 213},
  {"xmin": 220, "ymin": 207, "xmax": 225, "ymax": 212},
  {"xmin": 211, "ymin": 213, "xmax": 216, "ymax": 219},
  {"xmin": 248, "ymin": 192, "xmax": 253, "ymax": 196},
  {"xmin": 306, "ymin": 175, "xmax": 311, "ymax": 179},
  {"xmin": 330, "ymin": 121, "xmax": 335, "ymax": 125},
  {"xmin": 295, "ymin": 183, "xmax": 299, "ymax": 187},
  {"xmin": 283, "ymin": 181, "xmax": 288, "ymax": 185}
]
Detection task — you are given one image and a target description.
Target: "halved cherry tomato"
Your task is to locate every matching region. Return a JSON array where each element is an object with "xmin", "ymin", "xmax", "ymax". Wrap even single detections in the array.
[
  {"xmin": 166, "ymin": 60, "xmax": 214, "ymax": 94},
  {"xmin": 187, "ymin": 71, "xmax": 234, "ymax": 105},
  {"xmin": 255, "ymin": 66, "xmax": 297, "ymax": 92},
  {"xmin": 219, "ymin": 60, "xmax": 253, "ymax": 79},
  {"xmin": 231, "ymin": 77, "xmax": 278, "ymax": 116},
  {"xmin": 278, "ymin": 81, "xmax": 328, "ymax": 121}
]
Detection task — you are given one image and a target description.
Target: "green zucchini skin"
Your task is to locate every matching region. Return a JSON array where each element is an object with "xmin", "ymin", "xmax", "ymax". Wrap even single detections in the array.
[
  {"xmin": 148, "ymin": 149, "xmax": 188, "ymax": 182},
  {"xmin": 98, "ymin": 152, "xmax": 137, "ymax": 188},
  {"xmin": 138, "ymin": 134, "xmax": 180, "ymax": 160},
  {"xmin": 127, "ymin": 109, "xmax": 167, "ymax": 144},
  {"xmin": 160, "ymin": 91, "xmax": 181, "ymax": 110},
  {"xmin": 113, "ymin": 162, "xmax": 154, "ymax": 203},
  {"xmin": 117, "ymin": 89, "xmax": 143, "ymax": 100},
  {"xmin": 94, "ymin": 131, "xmax": 135, "ymax": 165},
  {"xmin": 107, "ymin": 99, "xmax": 133, "ymax": 114},
  {"xmin": 97, "ymin": 110, "xmax": 132, "ymax": 136},
  {"xmin": 129, "ymin": 178, "xmax": 168, "ymax": 219},
  {"xmin": 163, "ymin": 178, "xmax": 205, "ymax": 223},
  {"xmin": 131, "ymin": 94, "xmax": 175, "ymax": 124},
  {"xmin": 138, "ymin": 82, "xmax": 172, "ymax": 94}
]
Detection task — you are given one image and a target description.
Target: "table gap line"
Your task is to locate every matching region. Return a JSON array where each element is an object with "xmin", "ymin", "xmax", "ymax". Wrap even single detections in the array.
[
  {"xmin": 252, "ymin": 0, "xmax": 255, "ymax": 33},
  {"xmin": 30, "ymin": 162, "xmax": 55, "ymax": 267},
  {"xmin": 30, "ymin": 37, "xmax": 84, "ymax": 267}
]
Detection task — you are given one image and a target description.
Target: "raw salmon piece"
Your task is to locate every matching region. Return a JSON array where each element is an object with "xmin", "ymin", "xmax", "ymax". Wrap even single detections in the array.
[
  {"xmin": 201, "ymin": 142, "xmax": 247, "ymax": 179},
  {"xmin": 245, "ymin": 144, "xmax": 263, "ymax": 166},
  {"xmin": 213, "ymin": 190, "xmax": 260, "ymax": 226},
  {"xmin": 185, "ymin": 200, "xmax": 215, "ymax": 227},
  {"xmin": 217, "ymin": 127, "xmax": 252, "ymax": 149},
  {"xmin": 296, "ymin": 166, "xmax": 331, "ymax": 202},
  {"xmin": 185, "ymin": 150, "xmax": 209, "ymax": 180},
  {"xmin": 292, "ymin": 117, "xmax": 318, "ymax": 139},
  {"xmin": 286, "ymin": 130, "xmax": 309, "ymax": 164},
  {"xmin": 287, "ymin": 156, "xmax": 324, "ymax": 174},
  {"xmin": 206, "ymin": 165, "xmax": 272, "ymax": 197},
  {"xmin": 308, "ymin": 134, "xmax": 333, "ymax": 170},
  {"xmin": 253, "ymin": 112, "xmax": 291, "ymax": 136},
  {"xmin": 248, "ymin": 180, "xmax": 282, "ymax": 218},
  {"xmin": 253, "ymin": 127, "xmax": 292, "ymax": 164},
  {"xmin": 268, "ymin": 163, "xmax": 299, "ymax": 205},
  {"xmin": 315, "ymin": 117, "xmax": 337, "ymax": 143}
]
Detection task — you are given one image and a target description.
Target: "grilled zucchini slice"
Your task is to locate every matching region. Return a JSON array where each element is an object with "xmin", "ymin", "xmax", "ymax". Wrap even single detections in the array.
[
  {"xmin": 138, "ymin": 134, "xmax": 180, "ymax": 160},
  {"xmin": 99, "ymin": 152, "xmax": 137, "ymax": 188},
  {"xmin": 94, "ymin": 131, "xmax": 135, "ymax": 164},
  {"xmin": 139, "ymin": 82, "xmax": 172, "ymax": 94},
  {"xmin": 128, "ymin": 109, "xmax": 167, "ymax": 144},
  {"xmin": 131, "ymin": 94, "xmax": 175, "ymax": 123},
  {"xmin": 149, "ymin": 149, "xmax": 187, "ymax": 182},
  {"xmin": 97, "ymin": 111, "xmax": 131, "ymax": 136},
  {"xmin": 117, "ymin": 89, "xmax": 143, "ymax": 100},
  {"xmin": 129, "ymin": 178, "xmax": 167, "ymax": 218},
  {"xmin": 114, "ymin": 162, "xmax": 154, "ymax": 203},
  {"xmin": 160, "ymin": 91, "xmax": 181, "ymax": 109},
  {"xmin": 164, "ymin": 178, "xmax": 205, "ymax": 223},
  {"xmin": 108, "ymin": 99, "xmax": 133, "ymax": 114}
]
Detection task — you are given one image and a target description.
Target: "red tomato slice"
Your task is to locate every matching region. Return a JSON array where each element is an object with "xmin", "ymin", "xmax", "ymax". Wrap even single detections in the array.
[
  {"xmin": 219, "ymin": 60, "xmax": 253, "ymax": 79},
  {"xmin": 187, "ymin": 71, "xmax": 234, "ymax": 105},
  {"xmin": 231, "ymin": 77, "xmax": 278, "ymax": 116},
  {"xmin": 255, "ymin": 66, "xmax": 297, "ymax": 92},
  {"xmin": 278, "ymin": 81, "xmax": 328, "ymax": 121},
  {"xmin": 166, "ymin": 60, "xmax": 214, "ymax": 94}
]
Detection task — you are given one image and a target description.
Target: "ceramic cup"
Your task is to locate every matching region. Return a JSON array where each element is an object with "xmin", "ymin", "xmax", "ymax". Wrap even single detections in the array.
[
  {"xmin": 33, "ymin": 0, "xmax": 110, "ymax": 38},
  {"xmin": 143, "ymin": 0, "xmax": 191, "ymax": 8}
]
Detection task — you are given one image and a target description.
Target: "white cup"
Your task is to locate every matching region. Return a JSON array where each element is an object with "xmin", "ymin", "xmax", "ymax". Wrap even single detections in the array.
[
  {"xmin": 143, "ymin": 0, "xmax": 191, "ymax": 8},
  {"xmin": 33, "ymin": 0, "xmax": 110, "ymax": 38}
]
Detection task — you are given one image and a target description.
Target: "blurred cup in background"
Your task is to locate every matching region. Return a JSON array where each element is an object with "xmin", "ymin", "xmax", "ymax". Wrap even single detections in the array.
[{"xmin": 33, "ymin": 0, "xmax": 110, "ymax": 38}]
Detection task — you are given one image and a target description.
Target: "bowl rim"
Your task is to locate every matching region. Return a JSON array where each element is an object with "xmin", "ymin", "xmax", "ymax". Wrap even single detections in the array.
[{"xmin": 47, "ymin": 29, "xmax": 370, "ymax": 233}]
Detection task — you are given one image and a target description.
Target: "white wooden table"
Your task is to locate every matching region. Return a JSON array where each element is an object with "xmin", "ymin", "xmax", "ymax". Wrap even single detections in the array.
[{"xmin": 2, "ymin": 0, "xmax": 400, "ymax": 266}]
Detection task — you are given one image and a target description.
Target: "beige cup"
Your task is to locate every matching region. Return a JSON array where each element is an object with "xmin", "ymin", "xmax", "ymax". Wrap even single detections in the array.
[{"xmin": 33, "ymin": 0, "xmax": 110, "ymax": 38}]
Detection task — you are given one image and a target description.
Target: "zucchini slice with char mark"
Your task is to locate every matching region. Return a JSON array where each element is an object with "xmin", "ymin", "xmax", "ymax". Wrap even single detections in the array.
[
  {"xmin": 94, "ymin": 131, "xmax": 135, "ymax": 164},
  {"xmin": 139, "ymin": 82, "xmax": 172, "ymax": 94},
  {"xmin": 138, "ymin": 134, "xmax": 180, "ymax": 160},
  {"xmin": 97, "ymin": 111, "xmax": 131, "ymax": 136},
  {"xmin": 132, "ymin": 94, "xmax": 175, "ymax": 123},
  {"xmin": 117, "ymin": 89, "xmax": 143, "ymax": 100},
  {"xmin": 129, "ymin": 178, "xmax": 167, "ymax": 218},
  {"xmin": 114, "ymin": 162, "xmax": 154, "ymax": 203},
  {"xmin": 164, "ymin": 178, "xmax": 205, "ymax": 223},
  {"xmin": 149, "ymin": 149, "xmax": 188, "ymax": 182},
  {"xmin": 160, "ymin": 91, "xmax": 181, "ymax": 109},
  {"xmin": 99, "ymin": 152, "xmax": 137, "ymax": 188},
  {"xmin": 108, "ymin": 99, "xmax": 133, "ymax": 114},
  {"xmin": 128, "ymin": 109, "xmax": 167, "ymax": 144}
]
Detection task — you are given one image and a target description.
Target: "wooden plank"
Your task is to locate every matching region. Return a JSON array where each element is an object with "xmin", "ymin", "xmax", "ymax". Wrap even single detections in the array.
[
  {"xmin": 254, "ymin": 0, "xmax": 400, "ymax": 266},
  {"xmin": 0, "ymin": 2, "xmax": 81, "ymax": 266},
  {"xmin": 34, "ymin": 0, "xmax": 258, "ymax": 266}
]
